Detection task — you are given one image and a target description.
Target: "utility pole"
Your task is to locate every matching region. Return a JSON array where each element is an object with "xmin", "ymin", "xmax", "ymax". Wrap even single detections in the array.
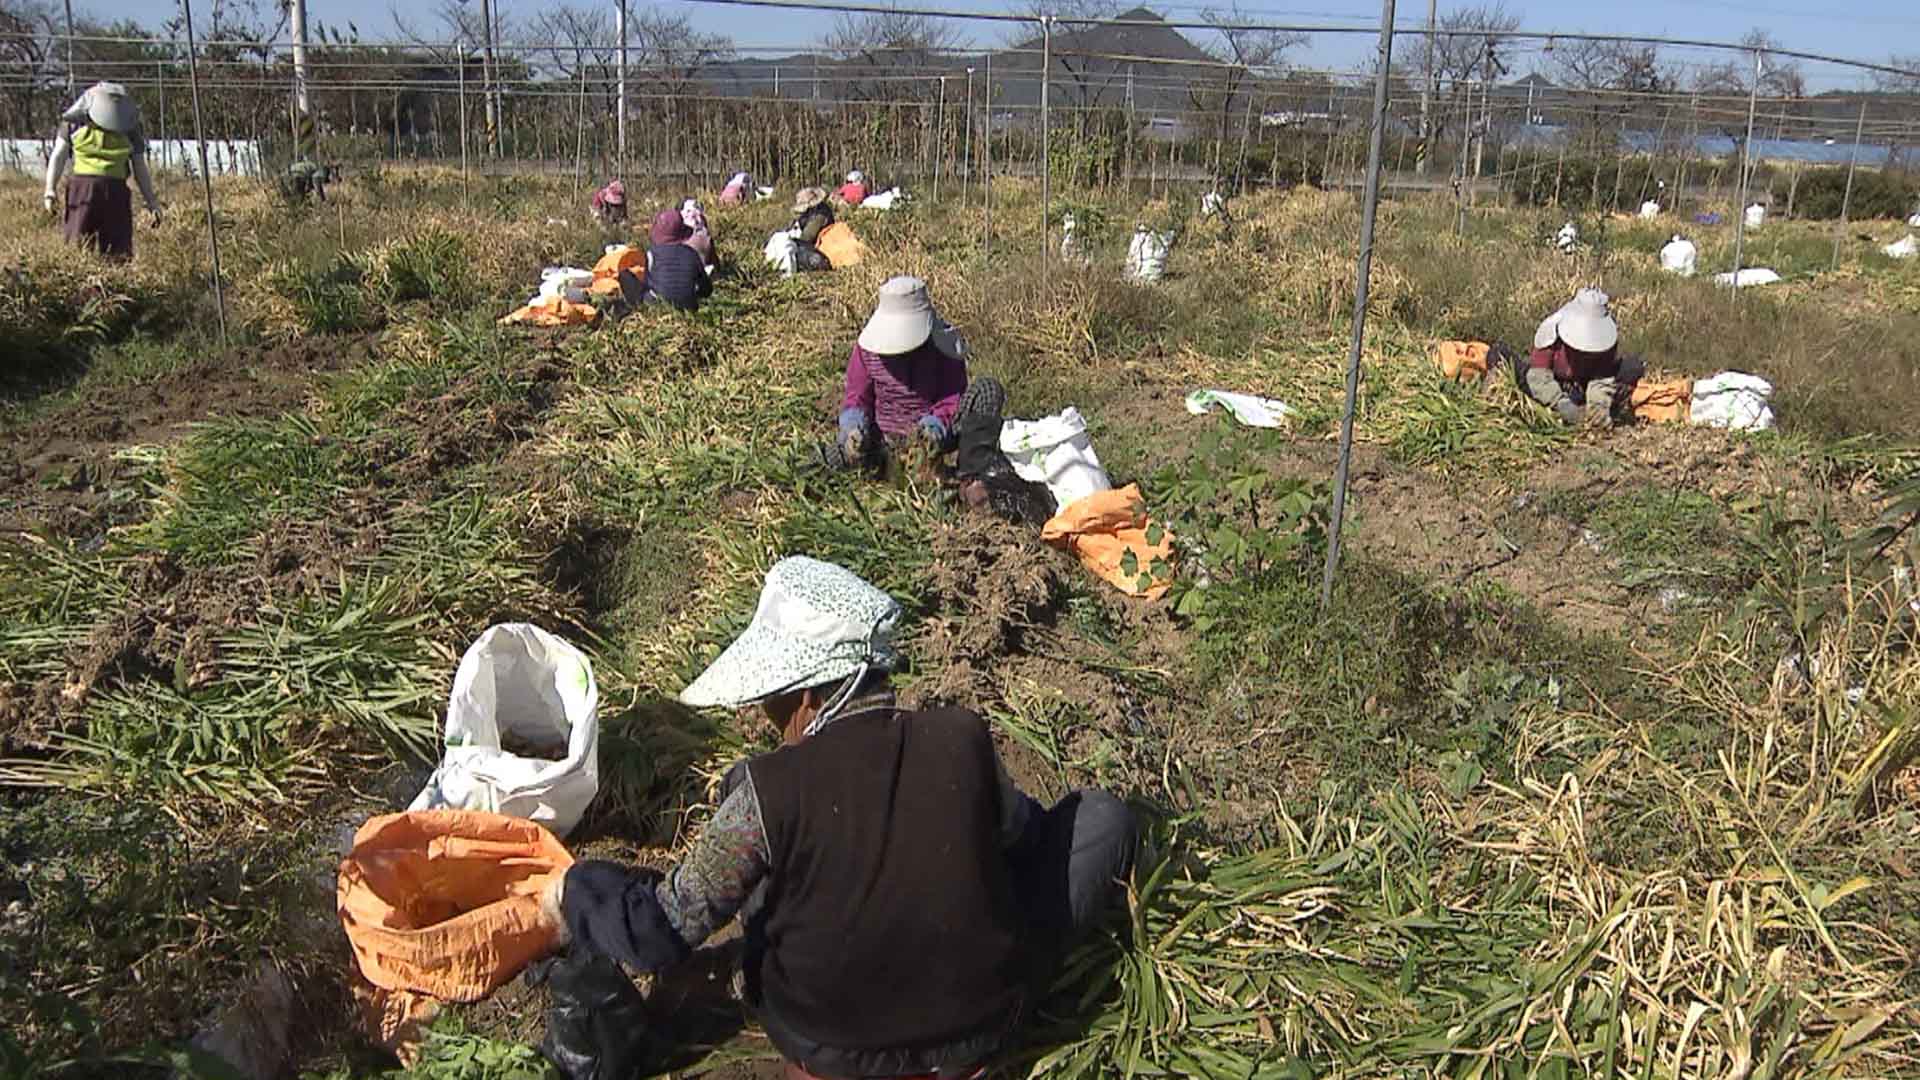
[
  {"xmin": 615, "ymin": 0, "xmax": 628, "ymax": 172},
  {"xmin": 290, "ymin": 0, "xmax": 310, "ymax": 118},
  {"xmin": 1415, "ymin": 0, "xmax": 1434, "ymax": 175},
  {"xmin": 480, "ymin": 0, "xmax": 499, "ymax": 156}
]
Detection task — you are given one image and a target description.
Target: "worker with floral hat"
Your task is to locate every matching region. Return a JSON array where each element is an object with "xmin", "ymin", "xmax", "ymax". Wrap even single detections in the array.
[
  {"xmin": 548, "ymin": 557, "xmax": 1134, "ymax": 1080},
  {"xmin": 1514, "ymin": 287, "xmax": 1645, "ymax": 428},
  {"xmin": 42, "ymin": 81, "xmax": 161, "ymax": 259}
]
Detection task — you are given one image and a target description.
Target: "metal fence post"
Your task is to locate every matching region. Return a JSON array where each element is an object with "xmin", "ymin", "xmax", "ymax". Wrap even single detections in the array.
[
  {"xmin": 1320, "ymin": 0, "xmax": 1397, "ymax": 611},
  {"xmin": 1040, "ymin": 16, "xmax": 1053, "ymax": 271},
  {"xmin": 934, "ymin": 75, "xmax": 946, "ymax": 202},
  {"xmin": 1731, "ymin": 49, "xmax": 1762, "ymax": 293},
  {"xmin": 1833, "ymin": 101, "xmax": 1866, "ymax": 270},
  {"xmin": 180, "ymin": 0, "xmax": 227, "ymax": 346}
]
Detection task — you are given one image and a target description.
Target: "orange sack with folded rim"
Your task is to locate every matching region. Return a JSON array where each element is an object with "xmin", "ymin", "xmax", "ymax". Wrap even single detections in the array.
[{"xmin": 338, "ymin": 810, "xmax": 573, "ymax": 1002}]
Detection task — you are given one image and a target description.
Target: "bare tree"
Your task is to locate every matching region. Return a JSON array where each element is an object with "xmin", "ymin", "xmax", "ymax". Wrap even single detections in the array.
[
  {"xmin": 629, "ymin": 9, "xmax": 732, "ymax": 96},
  {"xmin": 0, "ymin": 0, "xmax": 61, "ymax": 136},
  {"xmin": 1552, "ymin": 40, "xmax": 1671, "ymax": 94},
  {"xmin": 1870, "ymin": 54, "xmax": 1920, "ymax": 95},
  {"xmin": 822, "ymin": 10, "xmax": 959, "ymax": 101},
  {"xmin": 1006, "ymin": 0, "xmax": 1124, "ymax": 110},
  {"xmin": 1400, "ymin": 2, "xmax": 1519, "ymax": 151},
  {"xmin": 1186, "ymin": 6, "xmax": 1305, "ymax": 178},
  {"xmin": 1691, "ymin": 29, "xmax": 1805, "ymax": 99}
]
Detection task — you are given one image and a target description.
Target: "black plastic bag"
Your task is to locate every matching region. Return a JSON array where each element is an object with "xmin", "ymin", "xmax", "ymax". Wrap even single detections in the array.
[{"xmin": 532, "ymin": 947, "xmax": 652, "ymax": 1080}]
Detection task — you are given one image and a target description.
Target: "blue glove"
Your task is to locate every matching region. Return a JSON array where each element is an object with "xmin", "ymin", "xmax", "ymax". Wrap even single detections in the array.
[
  {"xmin": 838, "ymin": 407, "xmax": 869, "ymax": 439},
  {"xmin": 916, "ymin": 415, "xmax": 948, "ymax": 444}
]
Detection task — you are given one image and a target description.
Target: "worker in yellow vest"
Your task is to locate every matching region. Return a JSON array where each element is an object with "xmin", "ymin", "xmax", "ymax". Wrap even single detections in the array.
[{"xmin": 41, "ymin": 82, "xmax": 162, "ymax": 259}]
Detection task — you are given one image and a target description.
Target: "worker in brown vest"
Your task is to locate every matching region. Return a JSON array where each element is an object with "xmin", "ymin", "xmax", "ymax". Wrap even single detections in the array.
[{"xmin": 546, "ymin": 557, "xmax": 1134, "ymax": 1080}]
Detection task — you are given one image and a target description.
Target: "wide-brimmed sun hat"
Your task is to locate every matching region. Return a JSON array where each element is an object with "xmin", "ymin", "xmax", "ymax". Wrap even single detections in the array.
[
  {"xmin": 858, "ymin": 276, "xmax": 941, "ymax": 356},
  {"xmin": 70, "ymin": 82, "xmax": 137, "ymax": 133},
  {"xmin": 680, "ymin": 557, "xmax": 902, "ymax": 709},
  {"xmin": 1536, "ymin": 287, "xmax": 1618, "ymax": 353},
  {"xmin": 793, "ymin": 187, "xmax": 828, "ymax": 213},
  {"xmin": 650, "ymin": 208, "xmax": 692, "ymax": 245},
  {"xmin": 601, "ymin": 180, "xmax": 626, "ymax": 205},
  {"xmin": 846, "ymin": 170, "xmax": 864, "ymax": 184}
]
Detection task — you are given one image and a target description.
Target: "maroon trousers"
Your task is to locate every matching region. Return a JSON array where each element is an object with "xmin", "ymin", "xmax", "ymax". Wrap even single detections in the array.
[{"xmin": 64, "ymin": 174, "xmax": 133, "ymax": 259}]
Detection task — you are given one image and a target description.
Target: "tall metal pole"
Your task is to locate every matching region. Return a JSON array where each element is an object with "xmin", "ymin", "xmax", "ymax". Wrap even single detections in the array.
[
  {"xmin": 962, "ymin": 67, "xmax": 975, "ymax": 206},
  {"xmin": 983, "ymin": 50, "xmax": 994, "ymax": 256},
  {"xmin": 1730, "ymin": 49, "xmax": 1762, "ymax": 292},
  {"xmin": 1320, "ymin": 0, "xmax": 1396, "ymax": 611},
  {"xmin": 62, "ymin": 0, "xmax": 74, "ymax": 91},
  {"xmin": 573, "ymin": 56, "xmax": 587, "ymax": 195},
  {"xmin": 289, "ymin": 0, "xmax": 310, "ymax": 119},
  {"xmin": 1453, "ymin": 56, "xmax": 1472, "ymax": 236},
  {"xmin": 1833, "ymin": 101, "xmax": 1866, "ymax": 270},
  {"xmin": 458, "ymin": 41, "xmax": 469, "ymax": 195},
  {"xmin": 180, "ymin": 0, "xmax": 226, "ymax": 345},
  {"xmin": 1040, "ymin": 17, "xmax": 1052, "ymax": 269},
  {"xmin": 615, "ymin": 0, "xmax": 628, "ymax": 173},
  {"xmin": 934, "ymin": 75, "xmax": 946, "ymax": 201}
]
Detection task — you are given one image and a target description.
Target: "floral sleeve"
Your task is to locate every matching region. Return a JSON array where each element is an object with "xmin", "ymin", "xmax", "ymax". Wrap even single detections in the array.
[{"xmin": 652, "ymin": 769, "xmax": 773, "ymax": 947}]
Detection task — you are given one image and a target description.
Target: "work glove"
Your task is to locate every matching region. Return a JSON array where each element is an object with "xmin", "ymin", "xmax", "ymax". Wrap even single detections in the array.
[
  {"xmin": 1554, "ymin": 399, "xmax": 1583, "ymax": 426},
  {"xmin": 42, "ymin": 192, "xmax": 56, "ymax": 217},
  {"xmin": 541, "ymin": 871, "xmax": 571, "ymax": 949},
  {"xmin": 840, "ymin": 424, "xmax": 867, "ymax": 466},
  {"xmin": 145, "ymin": 205, "xmax": 163, "ymax": 227},
  {"xmin": 915, "ymin": 414, "xmax": 947, "ymax": 448},
  {"xmin": 1582, "ymin": 404, "xmax": 1613, "ymax": 431}
]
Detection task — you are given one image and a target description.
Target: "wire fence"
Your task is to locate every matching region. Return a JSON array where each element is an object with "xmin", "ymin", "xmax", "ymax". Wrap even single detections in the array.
[{"xmin": 5, "ymin": 8, "xmax": 1920, "ymax": 217}]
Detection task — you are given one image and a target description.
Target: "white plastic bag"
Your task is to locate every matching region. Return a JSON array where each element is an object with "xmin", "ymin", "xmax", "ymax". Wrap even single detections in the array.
[
  {"xmin": 862, "ymin": 187, "xmax": 906, "ymax": 210},
  {"xmin": 1690, "ymin": 372, "xmax": 1776, "ymax": 432},
  {"xmin": 409, "ymin": 624, "xmax": 600, "ymax": 837},
  {"xmin": 1554, "ymin": 222, "xmax": 1578, "ymax": 251},
  {"xmin": 763, "ymin": 229, "xmax": 799, "ymax": 276},
  {"xmin": 1125, "ymin": 230, "xmax": 1170, "ymax": 282},
  {"xmin": 1639, "ymin": 200, "xmax": 1661, "ymax": 219},
  {"xmin": 538, "ymin": 266, "xmax": 593, "ymax": 304},
  {"xmin": 1659, "ymin": 237, "xmax": 1697, "ymax": 277},
  {"xmin": 1744, "ymin": 203, "xmax": 1766, "ymax": 228},
  {"xmin": 1000, "ymin": 407, "xmax": 1112, "ymax": 511},
  {"xmin": 1713, "ymin": 267, "xmax": 1781, "ymax": 288},
  {"xmin": 1185, "ymin": 389, "xmax": 1294, "ymax": 428},
  {"xmin": 1884, "ymin": 235, "xmax": 1917, "ymax": 260},
  {"xmin": 1909, "ymin": 212, "xmax": 1920, "ymax": 229}
]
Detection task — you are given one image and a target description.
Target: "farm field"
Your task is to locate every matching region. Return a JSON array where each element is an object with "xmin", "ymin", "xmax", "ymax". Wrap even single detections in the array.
[{"xmin": 3, "ymin": 169, "xmax": 1919, "ymax": 1079}]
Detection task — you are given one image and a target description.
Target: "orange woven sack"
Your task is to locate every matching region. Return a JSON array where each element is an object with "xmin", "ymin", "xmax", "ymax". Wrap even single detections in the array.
[
  {"xmin": 1630, "ymin": 378, "xmax": 1693, "ymax": 424},
  {"xmin": 338, "ymin": 810, "xmax": 573, "ymax": 1002},
  {"xmin": 1432, "ymin": 341, "xmax": 1492, "ymax": 381},
  {"xmin": 1041, "ymin": 484, "xmax": 1174, "ymax": 600},
  {"xmin": 816, "ymin": 221, "xmax": 867, "ymax": 268}
]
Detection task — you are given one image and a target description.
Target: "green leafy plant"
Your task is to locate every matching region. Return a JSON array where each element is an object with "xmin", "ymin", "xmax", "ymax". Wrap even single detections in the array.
[{"xmin": 1145, "ymin": 417, "xmax": 1330, "ymax": 631}]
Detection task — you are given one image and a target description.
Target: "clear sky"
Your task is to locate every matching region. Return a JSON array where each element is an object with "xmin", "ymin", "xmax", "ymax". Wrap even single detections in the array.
[{"xmin": 78, "ymin": 0, "xmax": 1920, "ymax": 91}]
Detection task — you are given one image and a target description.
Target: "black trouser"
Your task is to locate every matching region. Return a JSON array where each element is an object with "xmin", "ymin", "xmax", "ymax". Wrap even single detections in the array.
[{"xmin": 742, "ymin": 789, "xmax": 1135, "ymax": 1079}]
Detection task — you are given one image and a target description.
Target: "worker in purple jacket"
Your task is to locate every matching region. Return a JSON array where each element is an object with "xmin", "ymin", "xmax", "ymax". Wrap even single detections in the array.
[{"xmin": 833, "ymin": 276, "xmax": 1006, "ymax": 470}]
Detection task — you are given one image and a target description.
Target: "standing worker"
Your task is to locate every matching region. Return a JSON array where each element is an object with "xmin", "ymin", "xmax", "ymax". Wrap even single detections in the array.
[{"xmin": 42, "ymin": 82, "xmax": 162, "ymax": 259}]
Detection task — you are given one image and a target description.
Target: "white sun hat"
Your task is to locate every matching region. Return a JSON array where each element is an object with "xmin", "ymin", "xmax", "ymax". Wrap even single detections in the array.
[
  {"xmin": 65, "ymin": 82, "xmax": 137, "ymax": 134},
  {"xmin": 858, "ymin": 275, "xmax": 941, "ymax": 356},
  {"xmin": 680, "ymin": 557, "xmax": 903, "ymax": 710},
  {"xmin": 847, "ymin": 169, "xmax": 865, "ymax": 184},
  {"xmin": 1534, "ymin": 287, "xmax": 1618, "ymax": 353}
]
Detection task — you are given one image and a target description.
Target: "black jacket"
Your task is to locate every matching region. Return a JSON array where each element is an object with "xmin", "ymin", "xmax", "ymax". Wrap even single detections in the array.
[{"xmin": 643, "ymin": 242, "xmax": 712, "ymax": 311}]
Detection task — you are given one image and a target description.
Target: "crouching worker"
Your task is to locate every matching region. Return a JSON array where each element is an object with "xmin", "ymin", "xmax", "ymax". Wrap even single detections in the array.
[
  {"xmin": 641, "ymin": 209, "xmax": 713, "ymax": 312},
  {"xmin": 590, "ymin": 179, "xmax": 628, "ymax": 228},
  {"xmin": 1514, "ymin": 287, "xmax": 1644, "ymax": 428},
  {"xmin": 547, "ymin": 557, "xmax": 1136, "ymax": 1080},
  {"xmin": 280, "ymin": 158, "xmax": 331, "ymax": 203},
  {"xmin": 789, "ymin": 187, "xmax": 835, "ymax": 272},
  {"xmin": 832, "ymin": 276, "xmax": 1007, "ymax": 471}
]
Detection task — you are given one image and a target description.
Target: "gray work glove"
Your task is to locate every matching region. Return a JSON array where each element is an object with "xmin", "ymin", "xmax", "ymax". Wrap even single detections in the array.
[
  {"xmin": 1555, "ymin": 399, "xmax": 1583, "ymax": 426},
  {"xmin": 42, "ymin": 192, "xmax": 56, "ymax": 217}
]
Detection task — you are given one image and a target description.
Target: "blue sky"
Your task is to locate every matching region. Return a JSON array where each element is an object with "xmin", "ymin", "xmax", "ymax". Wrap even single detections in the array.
[{"xmin": 83, "ymin": 0, "xmax": 1918, "ymax": 90}]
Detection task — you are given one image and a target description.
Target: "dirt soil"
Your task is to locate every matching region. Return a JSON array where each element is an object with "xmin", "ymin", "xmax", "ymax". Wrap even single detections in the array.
[{"xmin": 0, "ymin": 335, "xmax": 379, "ymax": 538}]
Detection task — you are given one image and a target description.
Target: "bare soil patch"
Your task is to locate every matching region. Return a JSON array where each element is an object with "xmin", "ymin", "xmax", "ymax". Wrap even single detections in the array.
[{"xmin": 0, "ymin": 335, "xmax": 379, "ymax": 538}]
